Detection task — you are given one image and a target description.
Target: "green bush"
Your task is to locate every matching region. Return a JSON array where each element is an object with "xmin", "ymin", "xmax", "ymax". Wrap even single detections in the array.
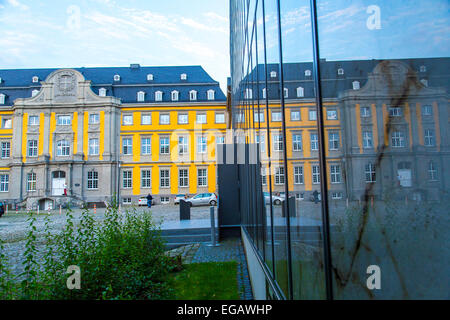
[{"xmin": 0, "ymin": 202, "xmax": 175, "ymax": 300}]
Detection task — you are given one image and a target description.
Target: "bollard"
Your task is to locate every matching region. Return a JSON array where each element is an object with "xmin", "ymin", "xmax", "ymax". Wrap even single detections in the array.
[
  {"xmin": 59, "ymin": 205, "xmax": 62, "ymax": 215},
  {"xmin": 16, "ymin": 204, "xmax": 18, "ymax": 214},
  {"xmin": 94, "ymin": 203, "xmax": 97, "ymax": 214},
  {"xmin": 207, "ymin": 206, "xmax": 219, "ymax": 247},
  {"xmin": 37, "ymin": 206, "xmax": 39, "ymax": 215}
]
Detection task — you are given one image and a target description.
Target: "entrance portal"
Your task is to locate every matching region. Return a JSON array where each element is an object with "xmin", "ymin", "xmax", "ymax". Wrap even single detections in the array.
[{"xmin": 52, "ymin": 171, "xmax": 66, "ymax": 196}]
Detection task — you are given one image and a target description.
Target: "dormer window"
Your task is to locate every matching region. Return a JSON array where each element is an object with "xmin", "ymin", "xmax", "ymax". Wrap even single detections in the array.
[
  {"xmin": 32, "ymin": 76, "xmax": 39, "ymax": 83},
  {"xmin": 305, "ymin": 70, "xmax": 312, "ymax": 77},
  {"xmin": 352, "ymin": 81, "xmax": 360, "ymax": 90},
  {"xmin": 283, "ymin": 88, "xmax": 289, "ymax": 98},
  {"xmin": 180, "ymin": 73, "xmax": 187, "ymax": 80},
  {"xmin": 0, "ymin": 77, "xmax": 2, "ymax": 84},
  {"xmin": 0, "ymin": 94, "xmax": 5, "ymax": 105},
  {"xmin": 337, "ymin": 68, "xmax": 344, "ymax": 75},
  {"xmin": 31, "ymin": 89, "xmax": 40, "ymax": 97},
  {"xmin": 420, "ymin": 79, "xmax": 428, "ymax": 87},
  {"xmin": 189, "ymin": 90, "xmax": 197, "ymax": 101},
  {"xmin": 207, "ymin": 89, "xmax": 215, "ymax": 100},
  {"xmin": 296, "ymin": 87, "xmax": 304, "ymax": 98},
  {"xmin": 171, "ymin": 90, "xmax": 179, "ymax": 101},
  {"xmin": 147, "ymin": 74, "xmax": 153, "ymax": 81},
  {"xmin": 270, "ymin": 71, "xmax": 277, "ymax": 78},
  {"xmin": 99, "ymin": 88, "xmax": 106, "ymax": 97},
  {"xmin": 137, "ymin": 91, "xmax": 145, "ymax": 102},
  {"xmin": 155, "ymin": 91, "xmax": 163, "ymax": 102},
  {"xmin": 113, "ymin": 74, "xmax": 120, "ymax": 82},
  {"xmin": 420, "ymin": 65, "xmax": 426, "ymax": 72},
  {"xmin": 244, "ymin": 88, "xmax": 252, "ymax": 100},
  {"xmin": 262, "ymin": 88, "xmax": 266, "ymax": 99}
]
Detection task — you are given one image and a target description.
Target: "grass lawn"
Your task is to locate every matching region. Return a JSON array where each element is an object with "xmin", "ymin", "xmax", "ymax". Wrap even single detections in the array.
[{"xmin": 168, "ymin": 261, "xmax": 240, "ymax": 300}]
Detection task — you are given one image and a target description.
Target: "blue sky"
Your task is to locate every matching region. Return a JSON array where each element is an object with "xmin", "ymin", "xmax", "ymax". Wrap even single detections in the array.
[{"xmin": 0, "ymin": 0, "xmax": 449, "ymax": 93}]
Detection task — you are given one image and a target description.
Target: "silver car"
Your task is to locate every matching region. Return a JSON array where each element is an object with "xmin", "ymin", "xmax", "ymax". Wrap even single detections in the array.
[
  {"xmin": 185, "ymin": 193, "xmax": 218, "ymax": 207},
  {"xmin": 263, "ymin": 192, "xmax": 284, "ymax": 205},
  {"xmin": 174, "ymin": 194, "xmax": 187, "ymax": 205}
]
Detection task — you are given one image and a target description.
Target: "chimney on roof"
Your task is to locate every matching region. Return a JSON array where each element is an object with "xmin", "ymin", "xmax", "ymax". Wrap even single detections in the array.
[{"xmin": 130, "ymin": 64, "xmax": 140, "ymax": 69}]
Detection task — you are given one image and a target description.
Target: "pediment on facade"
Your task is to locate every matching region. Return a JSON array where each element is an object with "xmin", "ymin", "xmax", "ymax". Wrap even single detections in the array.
[
  {"xmin": 13, "ymin": 68, "xmax": 120, "ymax": 107},
  {"xmin": 340, "ymin": 60, "xmax": 445, "ymax": 99}
]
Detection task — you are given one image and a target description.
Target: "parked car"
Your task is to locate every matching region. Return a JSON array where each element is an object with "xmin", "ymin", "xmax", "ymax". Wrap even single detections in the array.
[
  {"xmin": 138, "ymin": 197, "xmax": 155, "ymax": 206},
  {"xmin": 185, "ymin": 193, "xmax": 218, "ymax": 207},
  {"xmin": 263, "ymin": 192, "xmax": 284, "ymax": 205},
  {"xmin": 174, "ymin": 194, "xmax": 187, "ymax": 205}
]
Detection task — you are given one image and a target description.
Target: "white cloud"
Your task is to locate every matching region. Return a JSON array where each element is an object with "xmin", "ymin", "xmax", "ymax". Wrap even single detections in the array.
[{"xmin": 6, "ymin": 0, "xmax": 29, "ymax": 10}]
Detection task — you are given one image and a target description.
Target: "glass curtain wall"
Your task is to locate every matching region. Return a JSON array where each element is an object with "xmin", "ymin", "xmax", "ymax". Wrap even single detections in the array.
[{"xmin": 230, "ymin": 0, "xmax": 449, "ymax": 300}]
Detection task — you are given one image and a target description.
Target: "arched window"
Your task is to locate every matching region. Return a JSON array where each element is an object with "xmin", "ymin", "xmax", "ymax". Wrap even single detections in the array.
[
  {"xmin": 113, "ymin": 74, "xmax": 120, "ymax": 81},
  {"xmin": 137, "ymin": 91, "xmax": 145, "ymax": 102},
  {"xmin": 207, "ymin": 89, "xmax": 215, "ymax": 100},
  {"xmin": 99, "ymin": 88, "xmax": 106, "ymax": 96},
  {"xmin": 296, "ymin": 87, "xmax": 304, "ymax": 98},
  {"xmin": 189, "ymin": 90, "xmax": 197, "ymax": 101},
  {"xmin": 352, "ymin": 81, "xmax": 360, "ymax": 90},
  {"xmin": 155, "ymin": 91, "xmax": 163, "ymax": 102},
  {"xmin": 171, "ymin": 90, "xmax": 179, "ymax": 101}
]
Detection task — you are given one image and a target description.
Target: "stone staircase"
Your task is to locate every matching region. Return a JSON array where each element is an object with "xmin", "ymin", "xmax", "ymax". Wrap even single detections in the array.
[{"xmin": 161, "ymin": 227, "xmax": 219, "ymax": 250}]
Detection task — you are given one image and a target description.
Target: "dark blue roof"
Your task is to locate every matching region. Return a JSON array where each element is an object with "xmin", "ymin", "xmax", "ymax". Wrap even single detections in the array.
[
  {"xmin": 0, "ymin": 65, "xmax": 226, "ymax": 105},
  {"xmin": 241, "ymin": 58, "xmax": 450, "ymax": 100}
]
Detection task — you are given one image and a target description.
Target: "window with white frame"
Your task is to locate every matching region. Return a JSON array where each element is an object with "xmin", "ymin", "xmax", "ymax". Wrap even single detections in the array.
[
  {"xmin": 236, "ymin": 112, "xmax": 245, "ymax": 123},
  {"xmin": 32, "ymin": 76, "xmax": 39, "ymax": 83},
  {"xmin": 0, "ymin": 94, "xmax": 5, "ymax": 105},
  {"xmin": 363, "ymin": 131, "xmax": 373, "ymax": 148},
  {"xmin": 122, "ymin": 114, "xmax": 133, "ymax": 125},
  {"xmin": 57, "ymin": 115, "xmax": 71, "ymax": 125},
  {"xmin": 330, "ymin": 165, "xmax": 341, "ymax": 183},
  {"xmin": 292, "ymin": 134, "xmax": 302, "ymax": 152},
  {"xmin": 122, "ymin": 171, "xmax": 132, "ymax": 189},
  {"xmin": 361, "ymin": 106, "xmax": 371, "ymax": 117},
  {"xmin": 291, "ymin": 110, "xmax": 301, "ymax": 121},
  {"xmin": 141, "ymin": 113, "xmax": 151, "ymax": 125},
  {"xmin": 27, "ymin": 172, "xmax": 37, "ymax": 191},
  {"xmin": 424, "ymin": 129, "xmax": 435, "ymax": 146},
  {"xmin": 326, "ymin": 109, "xmax": 338, "ymax": 120},
  {"xmin": 137, "ymin": 91, "xmax": 145, "ymax": 102},
  {"xmin": 270, "ymin": 71, "xmax": 277, "ymax": 78},
  {"xmin": 216, "ymin": 135, "xmax": 225, "ymax": 144},
  {"xmin": 1, "ymin": 118, "xmax": 11, "ymax": 128},
  {"xmin": 122, "ymin": 137, "xmax": 132, "ymax": 155},
  {"xmin": 178, "ymin": 136, "xmax": 188, "ymax": 155},
  {"xmin": 147, "ymin": 74, "xmax": 153, "ymax": 81},
  {"xmin": 275, "ymin": 167, "xmax": 285, "ymax": 185},
  {"xmin": 56, "ymin": 140, "xmax": 70, "ymax": 156},
  {"xmin": 89, "ymin": 113, "xmax": 100, "ymax": 124},
  {"xmin": 207, "ymin": 89, "xmax": 215, "ymax": 100},
  {"xmin": 28, "ymin": 140, "xmax": 38, "ymax": 157},
  {"xmin": 420, "ymin": 79, "xmax": 428, "ymax": 87},
  {"xmin": 141, "ymin": 137, "xmax": 151, "ymax": 155},
  {"xmin": 328, "ymin": 132, "xmax": 339, "ymax": 150},
  {"xmin": 331, "ymin": 192, "xmax": 343, "ymax": 200},
  {"xmin": 178, "ymin": 113, "xmax": 188, "ymax": 124},
  {"xmin": 180, "ymin": 73, "xmax": 187, "ymax": 80},
  {"xmin": 29, "ymin": 115, "xmax": 39, "ymax": 125},
  {"xmin": 244, "ymin": 88, "xmax": 252, "ymax": 100},
  {"xmin": 197, "ymin": 136, "xmax": 207, "ymax": 153},
  {"xmin": 305, "ymin": 69, "xmax": 312, "ymax": 76},
  {"xmin": 189, "ymin": 90, "xmax": 197, "ymax": 101},
  {"xmin": 420, "ymin": 65, "xmax": 427, "ymax": 72},
  {"xmin": 255, "ymin": 134, "xmax": 265, "ymax": 153},
  {"xmin": 87, "ymin": 171, "xmax": 99, "ymax": 189},
  {"xmin": 272, "ymin": 111, "xmax": 282, "ymax": 122},
  {"xmin": 196, "ymin": 113, "xmax": 207, "ymax": 124},
  {"xmin": 337, "ymin": 68, "xmax": 344, "ymax": 75},
  {"xmin": 388, "ymin": 106, "xmax": 402, "ymax": 117},
  {"xmin": 1, "ymin": 142, "xmax": 10, "ymax": 159},
  {"xmin": 254, "ymin": 111, "xmax": 264, "ymax": 123},
  {"xmin": 161, "ymin": 196, "xmax": 170, "ymax": 204},
  {"xmin": 141, "ymin": 170, "xmax": 151, "ymax": 188},
  {"xmin": 261, "ymin": 167, "xmax": 267, "ymax": 185},
  {"xmin": 428, "ymin": 161, "xmax": 437, "ymax": 181},
  {"xmin": 365, "ymin": 163, "xmax": 376, "ymax": 183},
  {"xmin": 294, "ymin": 166, "xmax": 304, "ymax": 184},
  {"xmin": 262, "ymin": 88, "xmax": 266, "ymax": 99},
  {"xmin": 391, "ymin": 131, "xmax": 405, "ymax": 147},
  {"xmin": 123, "ymin": 198, "xmax": 132, "ymax": 205},
  {"xmin": 171, "ymin": 90, "xmax": 179, "ymax": 101},
  {"xmin": 89, "ymin": 138, "xmax": 99, "ymax": 155},
  {"xmin": 178, "ymin": 169, "xmax": 189, "ymax": 188},
  {"xmin": 352, "ymin": 81, "xmax": 360, "ymax": 90},
  {"xmin": 283, "ymin": 88, "xmax": 288, "ymax": 98},
  {"xmin": 155, "ymin": 91, "xmax": 163, "ymax": 101},
  {"xmin": 31, "ymin": 89, "xmax": 39, "ymax": 97},
  {"xmin": 0, "ymin": 174, "xmax": 9, "ymax": 192},
  {"xmin": 215, "ymin": 113, "xmax": 225, "ymax": 123},
  {"xmin": 99, "ymin": 88, "xmax": 106, "ymax": 96},
  {"xmin": 296, "ymin": 87, "xmax": 304, "ymax": 98},
  {"xmin": 160, "ymin": 113, "xmax": 170, "ymax": 125},
  {"xmin": 310, "ymin": 133, "xmax": 319, "ymax": 151},
  {"xmin": 113, "ymin": 74, "xmax": 120, "ymax": 81},
  {"xmin": 273, "ymin": 134, "xmax": 283, "ymax": 151},
  {"xmin": 421, "ymin": 105, "xmax": 433, "ymax": 116},
  {"xmin": 309, "ymin": 109, "xmax": 317, "ymax": 121},
  {"xmin": 160, "ymin": 169, "xmax": 170, "ymax": 188},
  {"xmin": 160, "ymin": 137, "xmax": 169, "ymax": 154},
  {"xmin": 312, "ymin": 165, "xmax": 320, "ymax": 184},
  {"xmin": 198, "ymin": 168, "xmax": 207, "ymax": 187}
]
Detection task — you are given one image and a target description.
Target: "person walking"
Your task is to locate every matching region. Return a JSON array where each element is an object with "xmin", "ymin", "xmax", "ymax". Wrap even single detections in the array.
[
  {"xmin": 0, "ymin": 202, "xmax": 4, "ymax": 218},
  {"xmin": 146, "ymin": 193, "xmax": 153, "ymax": 209}
]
